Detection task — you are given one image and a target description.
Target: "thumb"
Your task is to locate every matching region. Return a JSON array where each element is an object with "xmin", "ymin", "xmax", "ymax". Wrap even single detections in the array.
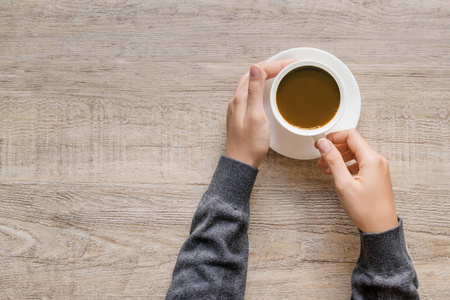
[
  {"xmin": 246, "ymin": 64, "xmax": 265, "ymax": 116},
  {"xmin": 317, "ymin": 138, "xmax": 353, "ymax": 189}
]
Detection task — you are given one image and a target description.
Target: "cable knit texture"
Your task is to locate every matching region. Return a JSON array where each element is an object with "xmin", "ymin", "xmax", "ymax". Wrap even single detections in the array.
[{"xmin": 166, "ymin": 155, "xmax": 419, "ymax": 299}]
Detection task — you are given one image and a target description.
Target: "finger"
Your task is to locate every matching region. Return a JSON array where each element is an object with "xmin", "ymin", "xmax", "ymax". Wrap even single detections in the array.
[
  {"xmin": 227, "ymin": 98, "xmax": 246, "ymax": 125},
  {"xmin": 317, "ymin": 138, "xmax": 354, "ymax": 189},
  {"xmin": 326, "ymin": 129, "xmax": 374, "ymax": 162},
  {"xmin": 235, "ymin": 59, "xmax": 296, "ymax": 97},
  {"xmin": 234, "ymin": 72, "xmax": 250, "ymax": 103},
  {"xmin": 315, "ymin": 142, "xmax": 348, "ymax": 154},
  {"xmin": 336, "ymin": 143, "xmax": 348, "ymax": 154},
  {"xmin": 246, "ymin": 64, "xmax": 265, "ymax": 116},
  {"xmin": 347, "ymin": 162, "xmax": 360, "ymax": 175},
  {"xmin": 317, "ymin": 157, "xmax": 326, "ymax": 169},
  {"xmin": 317, "ymin": 146, "xmax": 352, "ymax": 169},
  {"xmin": 259, "ymin": 59, "xmax": 297, "ymax": 79},
  {"xmin": 341, "ymin": 150, "xmax": 355, "ymax": 163},
  {"xmin": 235, "ymin": 71, "xmax": 249, "ymax": 94}
]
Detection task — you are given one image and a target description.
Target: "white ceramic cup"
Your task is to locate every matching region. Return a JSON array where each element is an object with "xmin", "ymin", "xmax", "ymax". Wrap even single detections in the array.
[{"xmin": 270, "ymin": 60, "xmax": 346, "ymax": 142}]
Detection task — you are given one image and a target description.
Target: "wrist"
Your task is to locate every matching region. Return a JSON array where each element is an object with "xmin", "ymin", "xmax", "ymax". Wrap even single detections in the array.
[
  {"xmin": 358, "ymin": 213, "xmax": 399, "ymax": 234},
  {"xmin": 225, "ymin": 150, "xmax": 261, "ymax": 168}
]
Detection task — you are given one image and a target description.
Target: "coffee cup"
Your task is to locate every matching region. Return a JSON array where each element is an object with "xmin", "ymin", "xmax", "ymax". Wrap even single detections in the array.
[{"xmin": 270, "ymin": 60, "xmax": 346, "ymax": 142}]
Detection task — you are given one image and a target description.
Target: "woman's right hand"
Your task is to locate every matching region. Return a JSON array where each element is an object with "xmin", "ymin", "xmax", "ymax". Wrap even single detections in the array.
[{"xmin": 315, "ymin": 129, "xmax": 398, "ymax": 233}]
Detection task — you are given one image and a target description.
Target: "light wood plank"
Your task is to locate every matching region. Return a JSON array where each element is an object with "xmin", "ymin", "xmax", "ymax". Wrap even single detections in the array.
[{"xmin": 0, "ymin": 183, "xmax": 449, "ymax": 298}]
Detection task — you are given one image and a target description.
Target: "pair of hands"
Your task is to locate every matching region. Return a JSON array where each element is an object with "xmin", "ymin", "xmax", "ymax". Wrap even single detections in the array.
[{"xmin": 225, "ymin": 59, "xmax": 398, "ymax": 233}]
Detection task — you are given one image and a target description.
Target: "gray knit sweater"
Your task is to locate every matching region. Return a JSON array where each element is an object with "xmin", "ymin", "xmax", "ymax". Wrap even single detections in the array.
[{"xmin": 166, "ymin": 156, "xmax": 419, "ymax": 299}]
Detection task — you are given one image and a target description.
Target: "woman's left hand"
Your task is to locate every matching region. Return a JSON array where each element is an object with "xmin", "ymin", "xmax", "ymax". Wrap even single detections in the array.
[{"xmin": 225, "ymin": 59, "xmax": 296, "ymax": 168}]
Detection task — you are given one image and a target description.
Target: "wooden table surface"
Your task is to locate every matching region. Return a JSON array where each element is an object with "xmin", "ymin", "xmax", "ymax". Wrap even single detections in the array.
[{"xmin": 1, "ymin": 0, "xmax": 449, "ymax": 299}]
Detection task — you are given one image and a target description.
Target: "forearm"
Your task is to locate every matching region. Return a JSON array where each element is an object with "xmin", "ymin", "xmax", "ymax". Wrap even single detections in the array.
[
  {"xmin": 166, "ymin": 155, "xmax": 258, "ymax": 300},
  {"xmin": 351, "ymin": 217, "xmax": 419, "ymax": 300}
]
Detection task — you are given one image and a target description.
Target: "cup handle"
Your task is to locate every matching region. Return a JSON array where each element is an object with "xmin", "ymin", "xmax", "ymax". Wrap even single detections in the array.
[{"xmin": 312, "ymin": 133, "xmax": 326, "ymax": 143}]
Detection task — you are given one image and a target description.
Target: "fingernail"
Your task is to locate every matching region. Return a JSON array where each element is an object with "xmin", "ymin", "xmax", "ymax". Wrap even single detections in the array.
[
  {"xmin": 318, "ymin": 138, "xmax": 331, "ymax": 154},
  {"xmin": 250, "ymin": 65, "xmax": 260, "ymax": 79}
]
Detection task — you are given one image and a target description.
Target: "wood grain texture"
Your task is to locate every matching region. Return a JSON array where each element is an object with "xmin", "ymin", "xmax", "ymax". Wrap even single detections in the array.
[{"xmin": 0, "ymin": 0, "xmax": 449, "ymax": 299}]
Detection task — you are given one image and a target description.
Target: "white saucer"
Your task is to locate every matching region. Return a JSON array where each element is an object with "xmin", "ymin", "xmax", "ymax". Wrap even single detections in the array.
[{"xmin": 263, "ymin": 47, "xmax": 361, "ymax": 160}]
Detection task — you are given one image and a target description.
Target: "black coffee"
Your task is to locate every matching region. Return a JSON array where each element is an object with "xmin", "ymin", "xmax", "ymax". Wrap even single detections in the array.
[{"xmin": 276, "ymin": 66, "xmax": 340, "ymax": 130}]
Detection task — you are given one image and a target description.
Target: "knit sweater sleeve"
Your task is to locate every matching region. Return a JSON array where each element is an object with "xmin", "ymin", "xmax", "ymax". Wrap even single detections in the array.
[
  {"xmin": 166, "ymin": 155, "xmax": 258, "ymax": 300},
  {"xmin": 351, "ymin": 217, "xmax": 420, "ymax": 299}
]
